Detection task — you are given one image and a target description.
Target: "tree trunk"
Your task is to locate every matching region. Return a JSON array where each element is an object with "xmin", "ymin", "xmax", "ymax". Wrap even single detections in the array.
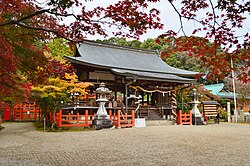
[{"xmin": 51, "ymin": 107, "xmax": 56, "ymax": 129}]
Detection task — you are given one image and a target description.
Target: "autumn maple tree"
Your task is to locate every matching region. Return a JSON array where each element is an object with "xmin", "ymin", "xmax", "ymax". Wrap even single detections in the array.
[
  {"xmin": 159, "ymin": 1, "xmax": 249, "ymax": 82},
  {"xmin": 0, "ymin": 0, "xmax": 249, "ymax": 102},
  {"xmin": 0, "ymin": 0, "xmax": 163, "ymax": 101}
]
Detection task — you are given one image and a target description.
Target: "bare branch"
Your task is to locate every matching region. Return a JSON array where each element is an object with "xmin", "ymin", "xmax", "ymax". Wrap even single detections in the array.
[
  {"xmin": 168, "ymin": 1, "xmax": 186, "ymax": 36},
  {"xmin": 15, "ymin": 22, "xmax": 82, "ymax": 43},
  {"xmin": 209, "ymin": 0, "xmax": 218, "ymax": 56},
  {"xmin": 46, "ymin": 11, "xmax": 78, "ymax": 20}
]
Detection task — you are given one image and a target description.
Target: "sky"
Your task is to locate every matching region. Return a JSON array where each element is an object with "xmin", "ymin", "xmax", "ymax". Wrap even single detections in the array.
[
  {"xmin": 38, "ymin": 0, "xmax": 249, "ymax": 44},
  {"xmin": 81, "ymin": 0, "xmax": 250, "ymax": 43},
  {"xmin": 83, "ymin": 0, "xmax": 196, "ymax": 41}
]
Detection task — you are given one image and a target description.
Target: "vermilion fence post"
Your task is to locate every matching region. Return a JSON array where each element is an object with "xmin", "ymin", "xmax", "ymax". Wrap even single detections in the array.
[
  {"xmin": 34, "ymin": 107, "xmax": 37, "ymax": 121},
  {"xmin": 23, "ymin": 104, "xmax": 26, "ymax": 121},
  {"xmin": 59, "ymin": 110, "xmax": 62, "ymax": 127},
  {"xmin": 68, "ymin": 113, "xmax": 70, "ymax": 123},
  {"xmin": 117, "ymin": 110, "xmax": 121, "ymax": 128},
  {"xmin": 109, "ymin": 110, "xmax": 112, "ymax": 120},
  {"xmin": 77, "ymin": 113, "xmax": 79, "ymax": 123},
  {"xmin": 132, "ymin": 110, "xmax": 135, "ymax": 126},
  {"xmin": 85, "ymin": 110, "xmax": 88, "ymax": 126}
]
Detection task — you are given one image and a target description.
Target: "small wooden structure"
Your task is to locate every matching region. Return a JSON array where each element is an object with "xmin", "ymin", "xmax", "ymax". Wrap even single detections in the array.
[
  {"xmin": 201, "ymin": 101, "xmax": 219, "ymax": 123},
  {"xmin": 176, "ymin": 110, "xmax": 192, "ymax": 125}
]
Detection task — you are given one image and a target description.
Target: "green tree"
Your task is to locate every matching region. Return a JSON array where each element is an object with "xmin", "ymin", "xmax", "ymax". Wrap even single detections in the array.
[
  {"xmin": 140, "ymin": 38, "xmax": 163, "ymax": 50},
  {"xmin": 163, "ymin": 52, "xmax": 203, "ymax": 72},
  {"xmin": 46, "ymin": 38, "xmax": 74, "ymax": 61}
]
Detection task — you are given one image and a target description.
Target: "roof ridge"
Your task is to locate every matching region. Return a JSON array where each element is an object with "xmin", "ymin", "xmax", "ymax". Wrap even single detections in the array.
[{"xmin": 82, "ymin": 39, "xmax": 159, "ymax": 55}]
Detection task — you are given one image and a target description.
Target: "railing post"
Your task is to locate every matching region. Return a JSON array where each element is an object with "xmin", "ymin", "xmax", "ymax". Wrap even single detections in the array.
[
  {"xmin": 109, "ymin": 110, "xmax": 112, "ymax": 121},
  {"xmin": 85, "ymin": 110, "xmax": 89, "ymax": 126},
  {"xmin": 20, "ymin": 104, "xmax": 23, "ymax": 120},
  {"xmin": 24, "ymin": 104, "xmax": 27, "ymax": 120},
  {"xmin": 68, "ymin": 113, "xmax": 70, "ymax": 123},
  {"xmin": 132, "ymin": 110, "xmax": 135, "ymax": 126},
  {"xmin": 117, "ymin": 110, "xmax": 121, "ymax": 128},
  {"xmin": 34, "ymin": 104, "xmax": 37, "ymax": 121},
  {"xmin": 59, "ymin": 110, "xmax": 62, "ymax": 127},
  {"xmin": 181, "ymin": 110, "xmax": 183, "ymax": 125},
  {"xmin": 77, "ymin": 113, "xmax": 79, "ymax": 123}
]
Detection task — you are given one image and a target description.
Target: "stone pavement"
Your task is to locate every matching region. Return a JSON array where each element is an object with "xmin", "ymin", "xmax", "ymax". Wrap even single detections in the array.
[{"xmin": 0, "ymin": 122, "xmax": 249, "ymax": 166}]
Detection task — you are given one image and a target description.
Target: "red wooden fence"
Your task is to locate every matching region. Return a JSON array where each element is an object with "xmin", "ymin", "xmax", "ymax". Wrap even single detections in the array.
[
  {"xmin": 109, "ymin": 110, "xmax": 135, "ymax": 128},
  {"xmin": 56, "ymin": 109, "xmax": 95, "ymax": 127},
  {"xmin": 0, "ymin": 103, "xmax": 41, "ymax": 121},
  {"xmin": 177, "ymin": 110, "xmax": 192, "ymax": 125},
  {"xmin": 14, "ymin": 103, "xmax": 40, "ymax": 121},
  {"xmin": 55, "ymin": 109, "xmax": 135, "ymax": 128}
]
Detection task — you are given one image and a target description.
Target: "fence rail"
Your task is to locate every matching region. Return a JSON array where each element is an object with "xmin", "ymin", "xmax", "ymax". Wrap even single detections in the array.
[
  {"xmin": 109, "ymin": 110, "xmax": 135, "ymax": 128},
  {"xmin": 56, "ymin": 109, "xmax": 135, "ymax": 128},
  {"xmin": 56, "ymin": 109, "xmax": 95, "ymax": 127},
  {"xmin": 0, "ymin": 103, "xmax": 41, "ymax": 121},
  {"xmin": 177, "ymin": 110, "xmax": 192, "ymax": 125}
]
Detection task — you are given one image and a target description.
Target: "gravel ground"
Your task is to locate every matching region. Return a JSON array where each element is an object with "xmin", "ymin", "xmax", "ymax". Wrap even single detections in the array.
[{"xmin": 0, "ymin": 122, "xmax": 249, "ymax": 166}]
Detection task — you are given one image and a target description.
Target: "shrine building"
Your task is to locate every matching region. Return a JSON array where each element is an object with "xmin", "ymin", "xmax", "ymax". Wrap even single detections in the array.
[{"xmin": 66, "ymin": 40, "xmax": 199, "ymax": 120}]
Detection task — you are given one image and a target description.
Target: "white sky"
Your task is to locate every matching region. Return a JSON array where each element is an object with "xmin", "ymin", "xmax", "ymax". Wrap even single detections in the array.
[
  {"xmin": 38, "ymin": 0, "xmax": 249, "ymax": 43},
  {"xmin": 80, "ymin": 0, "xmax": 249, "ymax": 43}
]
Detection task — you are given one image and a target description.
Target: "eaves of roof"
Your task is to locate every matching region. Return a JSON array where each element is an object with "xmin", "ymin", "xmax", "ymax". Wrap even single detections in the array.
[
  {"xmin": 111, "ymin": 68, "xmax": 196, "ymax": 84},
  {"xmin": 72, "ymin": 40, "xmax": 199, "ymax": 77}
]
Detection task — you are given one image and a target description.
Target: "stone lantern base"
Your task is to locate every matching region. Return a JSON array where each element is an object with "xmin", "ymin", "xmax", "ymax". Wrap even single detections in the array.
[
  {"xmin": 92, "ymin": 115, "xmax": 113, "ymax": 130},
  {"xmin": 192, "ymin": 116, "xmax": 206, "ymax": 125}
]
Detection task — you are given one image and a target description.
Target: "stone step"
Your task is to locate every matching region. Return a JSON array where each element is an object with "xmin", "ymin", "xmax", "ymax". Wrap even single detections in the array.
[{"xmin": 146, "ymin": 120, "xmax": 173, "ymax": 126}]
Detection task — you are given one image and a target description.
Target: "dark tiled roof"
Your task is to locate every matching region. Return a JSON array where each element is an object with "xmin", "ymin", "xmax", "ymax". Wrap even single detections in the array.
[
  {"xmin": 201, "ymin": 101, "xmax": 219, "ymax": 105},
  {"xmin": 111, "ymin": 69, "xmax": 195, "ymax": 83},
  {"xmin": 67, "ymin": 40, "xmax": 199, "ymax": 82}
]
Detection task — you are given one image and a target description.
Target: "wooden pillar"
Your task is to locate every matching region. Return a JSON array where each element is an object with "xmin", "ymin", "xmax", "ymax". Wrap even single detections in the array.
[
  {"xmin": 77, "ymin": 113, "xmax": 79, "ymax": 123},
  {"xmin": 109, "ymin": 110, "xmax": 112, "ymax": 121},
  {"xmin": 117, "ymin": 110, "xmax": 121, "ymax": 128},
  {"xmin": 34, "ymin": 105, "xmax": 37, "ymax": 121},
  {"xmin": 59, "ymin": 110, "xmax": 62, "ymax": 127},
  {"xmin": 68, "ymin": 113, "xmax": 70, "ymax": 123},
  {"xmin": 177, "ymin": 110, "xmax": 181, "ymax": 124},
  {"xmin": 85, "ymin": 110, "xmax": 89, "ymax": 126},
  {"xmin": 131, "ymin": 110, "xmax": 135, "ymax": 126},
  {"xmin": 20, "ymin": 104, "xmax": 23, "ymax": 120}
]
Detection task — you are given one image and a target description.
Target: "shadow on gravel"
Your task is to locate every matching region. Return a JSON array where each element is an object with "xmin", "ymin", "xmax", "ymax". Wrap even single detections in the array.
[{"xmin": 0, "ymin": 125, "xmax": 5, "ymax": 131}]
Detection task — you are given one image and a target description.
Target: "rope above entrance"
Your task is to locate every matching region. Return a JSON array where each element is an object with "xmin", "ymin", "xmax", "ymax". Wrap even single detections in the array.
[{"xmin": 129, "ymin": 85, "xmax": 172, "ymax": 94}]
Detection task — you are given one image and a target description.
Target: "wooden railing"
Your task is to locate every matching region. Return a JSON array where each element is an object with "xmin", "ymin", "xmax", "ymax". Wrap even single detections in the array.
[
  {"xmin": 14, "ymin": 103, "xmax": 41, "ymax": 121},
  {"xmin": 0, "ymin": 103, "xmax": 41, "ymax": 121},
  {"xmin": 56, "ymin": 110, "xmax": 95, "ymax": 127},
  {"xmin": 177, "ymin": 110, "xmax": 192, "ymax": 125},
  {"xmin": 109, "ymin": 110, "xmax": 135, "ymax": 128},
  {"xmin": 56, "ymin": 109, "xmax": 135, "ymax": 128}
]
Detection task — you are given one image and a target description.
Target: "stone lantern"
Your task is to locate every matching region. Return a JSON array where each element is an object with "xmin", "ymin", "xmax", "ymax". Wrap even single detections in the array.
[
  {"xmin": 188, "ymin": 88, "xmax": 206, "ymax": 125},
  {"xmin": 92, "ymin": 82, "xmax": 113, "ymax": 129}
]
